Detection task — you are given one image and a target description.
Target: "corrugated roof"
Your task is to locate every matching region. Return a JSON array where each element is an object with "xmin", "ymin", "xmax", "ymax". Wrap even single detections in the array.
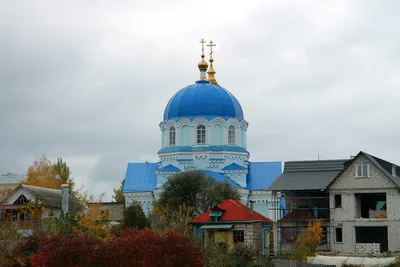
[
  {"xmin": 247, "ymin": 162, "xmax": 282, "ymax": 190},
  {"xmin": 284, "ymin": 160, "xmax": 347, "ymax": 172},
  {"xmin": 191, "ymin": 199, "xmax": 273, "ymax": 223},
  {"xmin": 268, "ymin": 160, "xmax": 347, "ymax": 191},
  {"xmin": 123, "ymin": 163, "xmax": 158, "ymax": 192},
  {"xmin": 221, "ymin": 163, "xmax": 247, "ymax": 171},
  {"xmin": 0, "ymin": 173, "xmax": 25, "ymax": 185},
  {"xmin": 13, "ymin": 184, "xmax": 81, "ymax": 210}
]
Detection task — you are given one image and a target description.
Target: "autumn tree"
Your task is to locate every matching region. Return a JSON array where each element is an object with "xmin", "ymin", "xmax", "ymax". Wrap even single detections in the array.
[
  {"xmin": 23, "ymin": 156, "xmax": 61, "ymax": 189},
  {"xmin": 54, "ymin": 158, "xmax": 75, "ymax": 195},
  {"xmin": 23, "ymin": 156, "xmax": 78, "ymax": 196},
  {"xmin": 149, "ymin": 203, "xmax": 195, "ymax": 235},
  {"xmin": 158, "ymin": 170, "xmax": 241, "ymax": 214},
  {"xmin": 294, "ymin": 220, "xmax": 324, "ymax": 258},
  {"xmin": 113, "ymin": 179, "xmax": 125, "ymax": 203},
  {"xmin": 122, "ymin": 202, "xmax": 150, "ymax": 230},
  {"xmin": 74, "ymin": 194, "xmax": 113, "ymax": 241}
]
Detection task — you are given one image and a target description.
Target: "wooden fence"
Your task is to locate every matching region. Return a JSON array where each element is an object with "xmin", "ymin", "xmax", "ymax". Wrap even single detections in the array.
[{"xmin": 271, "ymin": 259, "xmax": 335, "ymax": 267}]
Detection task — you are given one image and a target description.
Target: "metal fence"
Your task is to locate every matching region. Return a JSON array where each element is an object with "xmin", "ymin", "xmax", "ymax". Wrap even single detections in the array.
[{"xmin": 271, "ymin": 259, "xmax": 336, "ymax": 267}]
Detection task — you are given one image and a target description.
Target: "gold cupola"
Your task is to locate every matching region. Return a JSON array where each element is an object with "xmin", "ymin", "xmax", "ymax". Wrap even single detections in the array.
[
  {"xmin": 198, "ymin": 39, "xmax": 209, "ymax": 81},
  {"xmin": 207, "ymin": 40, "xmax": 217, "ymax": 85}
]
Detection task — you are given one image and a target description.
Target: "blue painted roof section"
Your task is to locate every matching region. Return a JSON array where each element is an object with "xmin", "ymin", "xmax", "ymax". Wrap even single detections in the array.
[
  {"xmin": 246, "ymin": 162, "xmax": 282, "ymax": 190},
  {"xmin": 203, "ymin": 171, "xmax": 242, "ymax": 189},
  {"xmin": 222, "ymin": 163, "xmax": 247, "ymax": 171},
  {"xmin": 123, "ymin": 163, "xmax": 157, "ymax": 192},
  {"xmin": 157, "ymin": 164, "xmax": 180, "ymax": 171},
  {"xmin": 163, "ymin": 80, "xmax": 244, "ymax": 121},
  {"xmin": 159, "ymin": 145, "xmax": 249, "ymax": 154}
]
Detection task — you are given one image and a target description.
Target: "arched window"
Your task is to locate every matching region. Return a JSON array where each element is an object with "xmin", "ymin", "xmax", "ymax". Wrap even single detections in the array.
[
  {"xmin": 228, "ymin": 125, "xmax": 236, "ymax": 145},
  {"xmin": 169, "ymin": 126, "xmax": 176, "ymax": 146},
  {"xmin": 197, "ymin": 125, "xmax": 206, "ymax": 144}
]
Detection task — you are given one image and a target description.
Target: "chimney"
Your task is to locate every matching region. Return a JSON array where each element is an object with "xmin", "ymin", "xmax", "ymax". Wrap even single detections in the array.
[
  {"xmin": 61, "ymin": 184, "xmax": 69, "ymax": 214},
  {"xmin": 250, "ymin": 200, "xmax": 254, "ymax": 215},
  {"xmin": 392, "ymin": 165, "xmax": 397, "ymax": 177}
]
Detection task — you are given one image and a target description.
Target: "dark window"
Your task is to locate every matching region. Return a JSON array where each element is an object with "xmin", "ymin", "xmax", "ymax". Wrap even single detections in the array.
[
  {"xmin": 228, "ymin": 125, "xmax": 236, "ymax": 145},
  {"xmin": 233, "ymin": 231, "xmax": 244, "ymax": 243},
  {"xmin": 197, "ymin": 125, "xmax": 206, "ymax": 144},
  {"xmin": 14, "ymin": 194, "xmax": 28, "ymax": 205},
  {"xmin": 335, "ymin": 228, "xmax": 343, "ymax": 243},
  {"xmin": 169, "ymin": 126, "xmax": 176, "ymax": 146},
  {"xmin": 334, "ymin": 194, "xmax": 342, "ymax": 208}
]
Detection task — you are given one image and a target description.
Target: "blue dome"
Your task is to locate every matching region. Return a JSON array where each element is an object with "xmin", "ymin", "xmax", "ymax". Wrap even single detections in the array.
[{"xmin": 163, "ymin": 81, "xmax": 244, "ymax": 121}]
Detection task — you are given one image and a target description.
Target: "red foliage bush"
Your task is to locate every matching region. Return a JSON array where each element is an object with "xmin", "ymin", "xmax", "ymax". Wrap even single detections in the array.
[
  {"xmin": 30, "ymin": 229, "xmax": 204, "ymax": 267},
  {"xmin": 97, "ymin": 228, "xmax": 204, "ymax": 267},
  {"xmin": 30, "ymin": 233, "xmax": 103, "ymax": 267}
]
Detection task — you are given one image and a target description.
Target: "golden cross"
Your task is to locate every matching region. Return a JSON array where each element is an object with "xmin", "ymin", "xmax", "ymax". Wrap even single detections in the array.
[
  {"xmin": 199, "ymin": 39, "xmax": 206, "ymax": 54},
  {"xmin": 207, "ymin": 40, "xmax": 216, "ymax": 57}
]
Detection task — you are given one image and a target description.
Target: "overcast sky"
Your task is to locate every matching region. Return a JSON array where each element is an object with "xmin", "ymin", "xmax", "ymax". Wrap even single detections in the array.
[{"xmin": 1, "ymin": 0, "xmax": 399, "ymax": 199}]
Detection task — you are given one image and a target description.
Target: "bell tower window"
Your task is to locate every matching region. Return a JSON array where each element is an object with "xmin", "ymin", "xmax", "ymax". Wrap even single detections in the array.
[
  {"xmin": 169, "ymin": 126, "xmax": 176, "ymax": 146},
  {"xmin": 197, "ymin": 125, "xmax": 206, "ymax": 144},
  {"xmin": 228, "ymin": 125, "xmax": 236, "ymax": 145}
]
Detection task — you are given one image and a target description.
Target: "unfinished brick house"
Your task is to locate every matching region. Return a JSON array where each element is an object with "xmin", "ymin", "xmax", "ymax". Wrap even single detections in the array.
[
  {"xmin": 268, "ymin": 159, "xmax": 347, "ymax": 253},
  {"xmin": 328, "ymin": 151, "xmax": 400, "ymax": 253}
]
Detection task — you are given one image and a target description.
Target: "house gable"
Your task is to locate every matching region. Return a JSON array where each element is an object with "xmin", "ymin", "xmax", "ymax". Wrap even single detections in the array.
[
  {"xmin": 330, "ymin": 155, "xmax": 397, "ymax": 190},
  {"xmin": 3, "ymin": 186, "xmax": 34, "ymax": 205}
]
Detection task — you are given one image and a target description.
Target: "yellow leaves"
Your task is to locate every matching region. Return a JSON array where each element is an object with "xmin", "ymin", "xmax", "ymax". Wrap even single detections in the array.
[
  {"xmin": 74, "ymin": 196, "xmax": 113, "ymax": 242},
  {"xmin": 149, "ymin": 203, "xmax": 195, "ymax": 235},
  {"xmin": 295, "ymin": 220, "xmax": 324, "ymax": 256},
  {"xmin": 22, "ymin": 156, "xmax": 62, "ymax": 189}
]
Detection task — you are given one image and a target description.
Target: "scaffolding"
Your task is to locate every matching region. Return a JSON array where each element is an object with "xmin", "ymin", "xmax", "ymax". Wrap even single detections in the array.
[{"xmin": 270, "ymin": 190, "xmax": 331, "ymax": 254}]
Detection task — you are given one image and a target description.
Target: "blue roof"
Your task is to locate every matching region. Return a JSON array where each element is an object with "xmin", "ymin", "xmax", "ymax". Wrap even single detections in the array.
[
  {"xmin": 163, "ymin": 80, "xmax": 244, "ymax": 121},
  {"xmin": 123, "ymin": 161, "xmax": 282, "ymax": 192},
  {"xmin": 203, "ymin": 171, "xmax": 242, "ymax": 189},
  {"xmin": 123, "ymin": 163, "xmax": 157, "ymax": 192},
  {"xmin": 159, "ymin": 145, "xmax": 249, "ymax": 154},
  {"xmin": 246, "ymin": 162, "xmax": 282, "ymax": 190},
  {"xmin": 157, "ymin": 164, "xmax": 180, "ymax": 171},
  {"xmin": 222, "ymin": 163, "xmax": 247, "ymax": 171}
]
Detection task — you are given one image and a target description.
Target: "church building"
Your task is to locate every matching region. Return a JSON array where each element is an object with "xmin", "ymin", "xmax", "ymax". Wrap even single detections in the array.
[{"xmin": 123, "ymin": 40, "xmax": 282, "ymax": 218}]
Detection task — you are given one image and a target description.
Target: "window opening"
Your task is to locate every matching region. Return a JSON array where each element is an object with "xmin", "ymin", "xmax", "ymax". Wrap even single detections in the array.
[
  {"xmin": 334, "ymin": 194, "xmax": 342, "ymax": 208},
  {"xmin": 14, "ymin": 194, "xmax": 28, "ymax": 205},
  {"xmin": 335, "ymin": 228, "xmax": 343, "ymax": 243},
  {"xmin": 197, "ymin": 125, "xmax": 206, "ymax": 144},
  {"xmin": 169, "ymin": 126, "xmax": 176, "ymax": 146},
  {"xmin": 356, "ymin": 164, "xmax": 369, "ymax": 177},
  {"xmin": 355, "ymin": 193, "xmax": 386, "ymax": 218},
  {"xmin": 233, "ymin": 231, "xmax": 244, "ymax": 243},
  {"xmin": 228, "ymin": 125, "xmax": 236, "ymax": 145}
]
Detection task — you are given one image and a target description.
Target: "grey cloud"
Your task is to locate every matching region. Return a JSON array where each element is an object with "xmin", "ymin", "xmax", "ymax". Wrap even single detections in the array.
[{"xmin": 1, "ymin": 0, "xmax": 399, "ymax": 198}]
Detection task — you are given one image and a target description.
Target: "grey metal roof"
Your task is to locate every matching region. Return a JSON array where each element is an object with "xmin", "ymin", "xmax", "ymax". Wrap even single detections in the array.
[
  {"xmin": 0, "ymin": 173, "xmax": 25, "ymax": 185},
  {"xmin": 367, "ymin": 153, "xmax": 400, "ymax": 187},
  {"xmin": 267, "ymin": 159, "xmax": 348, "ymax": 191},
  {"xmin": 20, "ymin": 184, "xmax": 82, "ymax": 210}
]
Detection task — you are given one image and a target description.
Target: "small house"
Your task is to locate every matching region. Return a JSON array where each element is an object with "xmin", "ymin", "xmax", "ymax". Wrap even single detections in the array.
[
  {"xmin": 190, "ymin": 199, "xmax": 274, "ymax": 254},
  {"xmin": 0, "ymin": 184, "xmax": 81, "ymax": 231}
]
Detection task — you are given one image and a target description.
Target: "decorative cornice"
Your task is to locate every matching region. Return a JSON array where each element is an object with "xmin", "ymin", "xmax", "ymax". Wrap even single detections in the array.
[{"xmin": 160, "ymin": 117, "xmax": 248, "ymax": 130}]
